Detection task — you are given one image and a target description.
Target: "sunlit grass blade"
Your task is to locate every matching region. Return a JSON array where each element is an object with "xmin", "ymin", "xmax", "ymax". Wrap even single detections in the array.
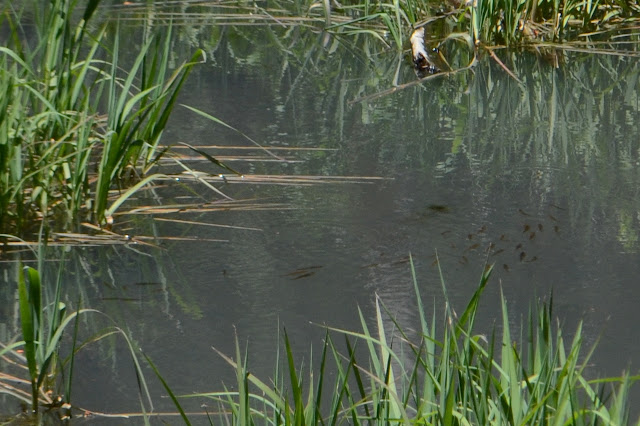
[
  {"xmin": 144, "ymin": 353, "xmax": 192, "ymax": 426},
  {"xmin": 499, "ymin": 286, "xmax": 522, "ymax": 424},
  {"xmin": 283, "ymin": 329, "xmax": 306, "ymax": 425},
  {"xmin": 104, "ymin": 173, "xmax": 168, "ymax": 220},
  {"xmin": 17, "ymin": 265, "xmax": 38, "ymax": 412},
  {"xmin": 179, "ymin": 143, "xmax": 241, "ymax": 176},
  {"xmin": 374, "ymin": 295, "xmax": 402, "ymax": 422},
  {"xmin": 181, "ymin": 104, "xmax": 284, "ymax": 161}
]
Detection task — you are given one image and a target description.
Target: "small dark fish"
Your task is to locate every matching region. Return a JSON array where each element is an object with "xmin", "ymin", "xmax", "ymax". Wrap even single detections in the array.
[
  {"xmin": 285, "ymin": 265, "xmax": 323, "ymax": 276},
  {"xmin": 503, "ymin": 264, "xmax": 510, "ymax": 272},
  {"xmin": 518, "ymin": 209, "xmax": 531, "ymax": 216},
  {"xmin": 500, "ymin": 234, "xmax": 507, "ymax": 241},
  {"xmin": 549, "ymin": 214, "xmax": 557, "ymax": 222},
  {"xmin": 431, "ymin": 258, "xmax": 439, "ymax": 267},
  {"xmin": 549, "ymin": 203, "xmax": 565, "ymax": 210},
  {"xmin": 466, "ymin": 243, "xmax": 480, "ymax": 252},
  {"xmin": 134, "ymin": 282, "xmax": 161, "ymax": 286},
  {"xmin": 477, "ymin": 225, "xmax": 487, "ymax": 234},
  {"xmin": 428, "ymin": 204, "xmax": 450, "ymax": 213},
  {"xmin": 529, "ymin": 232, "xmax": 536, "ymax": 240},
  {"xmin": 525, "ymin": 256, "xmax": 538, "ymax": 263},
  {"xmin": 441, "ymin": 230, "xmax": 452, "ymax": 237},
  {"xmin": 450, "ymin": 242, "xmax": 457, "ymax": 249},
  {"xmin": 285, "ymin": 265, "xmax": 323, "ymax": 279},
  {"xmin": 391, "ymin": 257, "xmax": 411, "ymax": 265},
  {"xmin": 554, "ymin": 225, "xmax": 560, "ymax": 233},
  {"xmin": 538, "ymin": 223, "xmax": 544, "ymax": 231},
  {"xmin": 460, "ymin": 256, "xmax": 468, "ymax": 265},
  {"xmin": 485, "ymin": 242, "xmax": 496, "ymax": 253},
  {"xmin": 468, "ymin": 234, "xmax": 474, "ymax": 240},
  {"xmin": 523, "ymin": 224, "xmax": 530, "ymax": 233},
  {"xmin": 292, "ymin": 272, "xmax": 315, "ymax": 280},
  {"xmin": 519, "ymin": 252, "xmax": 526, "ymax": 261},
  {"xmin": 492, "ymin": 248, "xmax": 505, "ymax": 256},
  {"xmin": 515, "ymin": 243, "xmax": 523, "ymax": 250}
]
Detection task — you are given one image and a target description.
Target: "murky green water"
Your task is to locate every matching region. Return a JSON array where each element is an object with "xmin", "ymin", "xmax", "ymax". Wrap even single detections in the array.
[{"xmin": 2, "ymin": 18, "xmax": 640, "ymax": 419}]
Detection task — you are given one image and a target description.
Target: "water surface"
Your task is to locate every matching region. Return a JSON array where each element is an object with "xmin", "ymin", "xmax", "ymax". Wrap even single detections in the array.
[{"xmin": 2, "ymin": 22, "xmax": 640, "ymax": 419}]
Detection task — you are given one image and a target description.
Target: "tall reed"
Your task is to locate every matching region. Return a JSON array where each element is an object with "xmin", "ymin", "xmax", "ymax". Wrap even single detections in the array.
[
  {"xmin": 321, "ymin": 0, "xmax": 637, "ymax": 51},
  {"xmin": 463, "ymin": 0, "xmax": 636, "ymax": 45},
  {"xmin": 0, "ymin": 0, "xmax": 204, "ymax": 234}
]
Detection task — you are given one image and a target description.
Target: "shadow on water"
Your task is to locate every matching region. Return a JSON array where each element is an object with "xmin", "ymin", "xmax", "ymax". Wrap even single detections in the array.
[{"xmin": 2, "ymin": 5, "xmax": 640, "ymax": 418}]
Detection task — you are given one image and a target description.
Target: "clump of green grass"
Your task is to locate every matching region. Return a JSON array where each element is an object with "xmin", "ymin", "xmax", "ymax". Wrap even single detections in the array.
[
  {"xmin": 463, "ymin": 0, "xmax": 638, "ymax": 46},
  {"xmin": 0, "ymin": 246, "xmax": 153, "ymax": 420},
  {"xmin": 154, "ymin": 256, "xmax": 637, "ymax": 424},
  {"xmin": 321, "ymin": 0, "xmax": 639, "ymax": 54},
  {"xmin": 0, "ymin": 0, "xmax": 204, "ymax": 235}
]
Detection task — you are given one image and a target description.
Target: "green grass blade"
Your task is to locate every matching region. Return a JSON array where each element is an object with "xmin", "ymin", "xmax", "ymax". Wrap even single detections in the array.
[
  {"xmin": 24, "ymin": 267, "xmax": 41, "ymax": 343},
  {"xmin": 0, "ymin": 46, "xmax": 34, "ymax": 75},
  {"xmin": 500, "ymin": 287, "xmax": 522, "ymax": 424},
  {"xmin": 284, "ymin": 329, "xmax": 306, "ymax": 425},
  {"xmin": 374, "ymin": 295, "xmax": 402, "ymax": 421},
  {"xmin": 312, "ymin": 332, "xmax": 329, "ymax": 425},
  {"xmin": 17, "ymin": 265, "xmax": 38, "ymax": 412},
  {"xmin": 82, "ymin": 0, "xmax": 101, "ymax": 22},
  {"xmin": 104, "ymin": 173, "xmax": 168, "ymax": 219},
  {"xmin": 235, "ymin": 334, "xmax": 249, "ymax": 425},
  {"xmin": 179, "ymin": 143, "xmax": 241, "ymax": 176},
  {"xmin": 180, "ymin": 103, "xmax": 282, "ymax": 160},
  {"xmin": 144, "ymin": 353, "xmax": 192, "ymax": 426}
]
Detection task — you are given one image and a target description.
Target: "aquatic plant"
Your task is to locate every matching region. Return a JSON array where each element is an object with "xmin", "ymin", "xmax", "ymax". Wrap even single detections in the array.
[
  {"xmin": 0, "ymin": 248, "xmax": 153, "ymax": 420},
  {"xmin": 0, "ymin": 0, "xmax": 389, "ymax": 247},
  {"xmin": 0, "ymin": 0, "xmax": 204, "ymax": 235},
  {"xmin": 467, "ymin": 0, "xmax": 639, "ymax": 46},
  {"xmin": 146, "ymin": 257, "xmax": 637, "ymax": 424},
  {"xmin": 95, "ymin": 0, "xmax": 601, "ymax": 64},
  {"xmin": 328, "ymin": 0, "xmax": 640, "ymax": 48}
]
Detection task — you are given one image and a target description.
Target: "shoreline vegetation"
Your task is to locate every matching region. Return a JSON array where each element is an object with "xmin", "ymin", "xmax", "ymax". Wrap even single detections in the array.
[
  {"xmin": 185, "ymin": 258, "xmax": 639, "ymax": 425},
  {"xmin": 1, "ymin": 0, "xmax": 639, "ymax": 423},
  {"xmin": 2, "ymin": 257, "xmax": 638, "ymax": 423},
  {"xmin": 1, "ymin": 0, "xmax": 638, "ymax": 242}
]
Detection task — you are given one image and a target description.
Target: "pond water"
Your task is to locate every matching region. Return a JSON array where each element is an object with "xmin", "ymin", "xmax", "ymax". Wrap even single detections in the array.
[{"xmin": 2, "ymin": 18, "xmax": 640, "ymax": 420}]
